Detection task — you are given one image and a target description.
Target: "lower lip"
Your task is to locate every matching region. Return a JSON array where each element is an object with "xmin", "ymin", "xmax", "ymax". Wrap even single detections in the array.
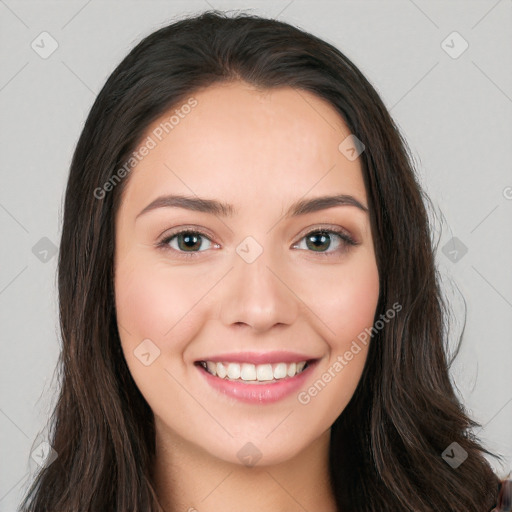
[{"xmin": 196, "ymin": 361, "xmax": 317, "ymax": 404}]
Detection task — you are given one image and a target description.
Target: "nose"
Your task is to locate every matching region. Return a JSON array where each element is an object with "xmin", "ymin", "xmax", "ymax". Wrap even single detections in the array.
[{"xmin": 219, "ymin": 247, "xmax": 300, "ymax": 332}]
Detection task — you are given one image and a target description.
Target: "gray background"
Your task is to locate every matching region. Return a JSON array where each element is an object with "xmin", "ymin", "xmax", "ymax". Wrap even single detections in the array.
[{"xmin": 1, "ymin": 1, "xmax": 511, "ymax": 510}]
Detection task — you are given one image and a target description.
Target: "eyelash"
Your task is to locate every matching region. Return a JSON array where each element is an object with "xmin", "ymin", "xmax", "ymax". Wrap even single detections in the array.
[{"xmin": 157, "ymin": 226, "xmax": 358, "ymax": 260}]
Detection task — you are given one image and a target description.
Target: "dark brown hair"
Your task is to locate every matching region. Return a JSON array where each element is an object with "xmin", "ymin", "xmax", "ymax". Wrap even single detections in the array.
[{"xmin": 20, "ymin": 10, "xmax": 505, "ymax": 511}]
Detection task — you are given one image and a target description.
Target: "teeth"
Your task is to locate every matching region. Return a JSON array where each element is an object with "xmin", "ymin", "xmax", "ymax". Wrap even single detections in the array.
[
  {"xmin": 216, "ymin": 362, "xmax": 227, "ymax": 378},
  {"xmin": 227, "ymin": 363, "xmax": 241, "ymax": 380},
  {"xmin": 274, "ymin": 363, "xmax": 287, "ymax": 379},
  {"xmin": 240, "ymin": 363, "xmax": 256, "ymax": 381},
  {"xmin": 256, "ymin": 364, "xmax": 274, "ymax": 381},
  {"xmin": 200, "ymin": 360, "xmax": 310, "ymax": 382}
]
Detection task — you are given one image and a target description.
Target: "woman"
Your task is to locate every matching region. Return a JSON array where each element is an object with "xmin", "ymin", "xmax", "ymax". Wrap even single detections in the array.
[{"xmin": 20, "ymin": 10, "xmax": 510, "ymax": 512}]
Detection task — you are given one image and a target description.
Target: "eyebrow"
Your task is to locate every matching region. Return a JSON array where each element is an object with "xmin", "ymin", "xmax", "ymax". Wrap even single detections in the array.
[{"xmin": 135, "ymin": 193, "xmax": 368, "ymax": 220}]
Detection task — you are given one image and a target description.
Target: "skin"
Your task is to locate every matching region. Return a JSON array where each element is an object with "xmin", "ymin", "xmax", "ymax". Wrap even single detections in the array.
[{"xmin": 114, "ymin": 81, "xmax": 380, "ymax": 512}]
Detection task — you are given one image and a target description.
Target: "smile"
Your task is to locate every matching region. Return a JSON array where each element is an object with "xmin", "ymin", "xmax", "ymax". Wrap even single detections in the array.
[
  {"xmin": 196, "ymin": 360, "xmax": 309, "ymax": 383},
  {"xmin": 195, "ymin": 356, "xmax": 319, "ymax": 404}
]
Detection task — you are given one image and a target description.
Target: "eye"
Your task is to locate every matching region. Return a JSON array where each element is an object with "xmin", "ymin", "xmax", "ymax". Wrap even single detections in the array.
[
  {"xmin": 157, "ymin": 226, "xmax": 358, "ymax": 259},
  {"xmin": 158, "ymin": 228, "xmax": 217, "ymax": 257},
  {"xmin": 292, "ymin": 228, "xmax": 358, "ymax": 255}
]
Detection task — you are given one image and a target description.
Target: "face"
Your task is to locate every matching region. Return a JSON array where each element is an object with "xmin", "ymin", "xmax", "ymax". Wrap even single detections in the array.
[{"xmin": 114, "ymin": 81, "xmax": 379, "ymax": 466}]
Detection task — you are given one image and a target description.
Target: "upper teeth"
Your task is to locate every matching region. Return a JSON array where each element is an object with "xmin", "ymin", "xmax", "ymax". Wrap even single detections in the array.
[{"xmin": 201, "ymin": 361, "xmax": 308, "ymax": 381}]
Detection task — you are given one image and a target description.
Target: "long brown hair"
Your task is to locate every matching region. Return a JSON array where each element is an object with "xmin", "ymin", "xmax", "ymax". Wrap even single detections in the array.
[{"xmin": 19, "ymin": 10, "xmax": 504, "ymax": 511}]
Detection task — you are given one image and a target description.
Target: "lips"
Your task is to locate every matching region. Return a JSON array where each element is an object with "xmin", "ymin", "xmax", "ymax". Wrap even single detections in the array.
[{"xmin": 194, "ymin": 351, "xmax": 320, "ymax": 403}]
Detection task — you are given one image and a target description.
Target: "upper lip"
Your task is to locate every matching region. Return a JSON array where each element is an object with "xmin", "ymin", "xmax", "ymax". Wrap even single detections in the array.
[{"xmin": 195, "ymin": 351, "xmax": 319, "ymax": 365}]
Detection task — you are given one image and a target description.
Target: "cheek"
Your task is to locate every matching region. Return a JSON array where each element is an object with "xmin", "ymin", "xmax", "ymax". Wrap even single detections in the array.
[
  {"xmin": 114, "ymin": 257, "xmax": 210, "ymax": 408},
  {"xmin": 116, "ymin": 265, "xmax": 169, "ymax": 340},
  {"xmin": 300, "ymin": 251, "xmax": 380, "ymax": 348},
  {"xmin": 294, "ymin": 250, "xmax": 379, "ymax": 414},
  {"xmin": 115, "ymin": 257, "xmax": 203, "ymax": 349},
  {"xmin": 332, "ymin": 268, "xmax": 379, "ymax": 342}
]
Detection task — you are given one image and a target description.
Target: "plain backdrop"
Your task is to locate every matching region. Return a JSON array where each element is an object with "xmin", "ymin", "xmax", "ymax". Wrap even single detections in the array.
[{"xmin": 0, "ymin": 1, "xmax": 511, "ymax": 510}]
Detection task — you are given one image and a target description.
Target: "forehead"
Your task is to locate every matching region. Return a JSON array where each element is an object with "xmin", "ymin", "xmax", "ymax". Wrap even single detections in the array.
[{"xmin": 119, "ymin": 81, "xmax": 366, "ymax": 215}]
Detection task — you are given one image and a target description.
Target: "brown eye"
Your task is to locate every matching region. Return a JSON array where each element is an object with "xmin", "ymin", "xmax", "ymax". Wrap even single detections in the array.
[
  {"xmin": 160, "ymin": 230, "xmax": 214, "ymax": 254},
  {"xmin": 293, "ymin": 229, "xmax": 357, "ymax": 255}
]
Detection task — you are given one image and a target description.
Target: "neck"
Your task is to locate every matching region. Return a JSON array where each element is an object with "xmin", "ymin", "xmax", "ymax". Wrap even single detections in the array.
[{"xmin": 152, "ymin": 420, "xmax": 338, "ymax": 512}]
